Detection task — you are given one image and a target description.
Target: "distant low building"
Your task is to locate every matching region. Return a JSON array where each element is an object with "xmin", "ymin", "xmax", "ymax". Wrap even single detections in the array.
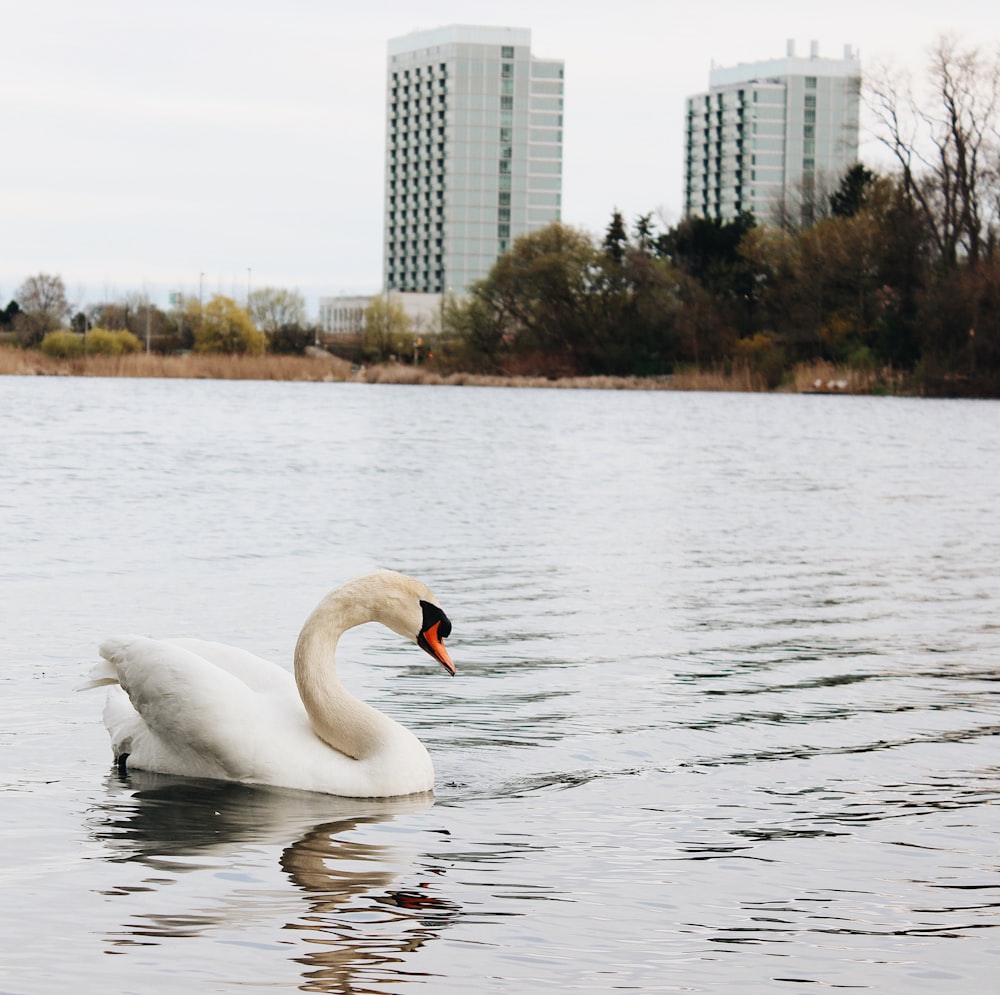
[
  {"xmin": 317, "ymin": 292, "xmax": 445, "ymax": 338},
  {"xmin": 317, "ymin": 296, "xmax": 369, "ymax": 337}
]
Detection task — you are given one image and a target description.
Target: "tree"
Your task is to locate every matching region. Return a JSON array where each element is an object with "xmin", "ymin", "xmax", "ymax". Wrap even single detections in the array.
[
  {"xmin": 602, "ymin": 210, "xmax": 628, "ymax": 265},
  {"xmin": 450, "ymin": 221, "xmax": 690, "ymax": 376},
  {"xmin": 871, "ymin": 182, "xmax": 929, "ymax": 367},
  {"xmin": 867, "ymin": 36, "xmax": 1000, "ymax": 267},
  {"xmin": 830, "ymin": 164, "xmax": 878, "ymax": 218},
  {"xmin": 362, "ymin": 296, "xmax": 412, "ymax": 362},
  {"xmin": 268, "ymin": 323, "xmax": 316, "ymax": 354},
  {"xmin": 916, "ymin": 260, "xmax": 1000, "ymax": 393},
  {"xmin": 477, "ymin": 222, "xmax": 610, "ymax": 372},
  {"xmin": 249, "ymin": 287, "xmax": 307, "ymax": 337},
  {"xmin": 661, "ymin": 213, "xmax": 756, "ymax": 286},
  {"xmin": 190, "ymin": 294, "xmax": 266, "ymax": 354},
  {"xmin": 793, "ymin": 212, "xmax": 887, "ymax": 359},
  {"xmin": 13, "ymin": 273, "xmax": 69, "ymax": 346},
  {"xmin": 249, "ymin": 287, "xmax": 311, "ymax": 354},
  {"xmin": 87, "ymin": 301, "xmax": 129, "ymax": 330},
  {"xmin": 661, "ymin": 212, "xmax": 758, "ymax": 334},
  {"xmin": 441, "ymin": 292, "xmax": 509, "ymax": 371},
  {"xmin": 0, "ymin": 300, "xmax": 21, "ymax": 327},
  {"xmin": 737, "ymin": 223, "xmax": 800, "ymax": 340},
  {"xmin": 611, "ymin": 248, "xmax": 686, "ymax": 373},
  {"xmin": 633, "ymin": 213, "xmax": 655, "ymax": 253}
]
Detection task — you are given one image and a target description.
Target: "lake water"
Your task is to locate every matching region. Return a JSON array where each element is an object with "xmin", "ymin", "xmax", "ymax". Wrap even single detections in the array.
[{"xmin": 1, "ymin": 375, "xmax": 998, "ymax": 993}]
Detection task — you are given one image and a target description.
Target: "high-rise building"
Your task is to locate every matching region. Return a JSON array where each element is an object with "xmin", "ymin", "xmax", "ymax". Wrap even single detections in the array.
[
  {"xmin": 384, "ymin": 25, "xmax": 564, "ymax": 296},
  {"xmin": 684, "ymin": 41, "xmax": 860, "ymax": 225}
]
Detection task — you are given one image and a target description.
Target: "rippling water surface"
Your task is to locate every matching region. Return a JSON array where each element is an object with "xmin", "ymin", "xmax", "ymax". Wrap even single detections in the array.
[{"xmin": 1, "ymin": 376, "xmax": 998, "ymax": 993}]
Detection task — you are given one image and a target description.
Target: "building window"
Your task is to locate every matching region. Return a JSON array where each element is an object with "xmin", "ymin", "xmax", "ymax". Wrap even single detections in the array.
[
  {"xmin": 500, "ymin": 95, "xmax": 513, "ymax": 111},
  {"xmin": 501, "ymin": 46, "xmax": 514, "ymax": 58},
  {"xmin": 805, "ymin": 76, "xmax": 817, "ymax": 89},
  {"xmin": 501, "ymin": 62, "xmax": 514, "ymax": 79}
]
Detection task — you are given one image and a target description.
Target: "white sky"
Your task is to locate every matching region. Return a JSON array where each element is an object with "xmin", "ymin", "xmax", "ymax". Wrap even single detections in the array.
[{"xmin": 2, "ymin": 0, "xmax": 997, "ymax": 317}]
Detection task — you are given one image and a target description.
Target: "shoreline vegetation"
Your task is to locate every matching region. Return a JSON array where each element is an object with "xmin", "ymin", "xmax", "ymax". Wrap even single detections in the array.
[{"xmin": 0, "ymin": 346, "xmax": 911, "ymax": 394}]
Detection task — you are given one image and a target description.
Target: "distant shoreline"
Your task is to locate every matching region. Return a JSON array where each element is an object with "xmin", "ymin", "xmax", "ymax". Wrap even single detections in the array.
[{"xmin": 0, "ymin": 347, "xmax": 916, "ymax": 394}]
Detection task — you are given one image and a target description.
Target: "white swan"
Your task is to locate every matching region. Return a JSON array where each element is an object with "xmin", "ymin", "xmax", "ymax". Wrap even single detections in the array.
[{"xmin": 79, "ymin": 570, "xmax": 454, "ymax": 798}]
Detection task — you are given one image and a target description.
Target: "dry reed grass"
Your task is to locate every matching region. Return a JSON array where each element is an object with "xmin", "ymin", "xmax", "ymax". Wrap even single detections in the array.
[
  {"xmin": 0, "ymin": 347, "xmax": 354, "ymax": 382},
  {"xmin": 361, "ymin": 364, "xmax": 671, "ymax": 390},
  {"xmin": 786, "ymin": 359, "xmax": 903, "ymax": 394},
  {"xmin": 667, "ymin": 363, "xmax": 768, "ymax": 392},
  {"xmin": 1, "ymin": 345, "xmax": 896, "ymax": 394}
]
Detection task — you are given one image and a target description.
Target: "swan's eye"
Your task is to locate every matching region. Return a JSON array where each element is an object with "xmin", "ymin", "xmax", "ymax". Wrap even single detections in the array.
[{"xmin": 419, "ymin": 600, "xmax": 451, "ymax": 639}]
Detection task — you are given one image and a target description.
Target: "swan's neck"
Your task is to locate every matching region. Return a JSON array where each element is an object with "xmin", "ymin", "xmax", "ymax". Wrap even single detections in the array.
[{"xmin": 293, "ymin": 585, "xmax": 404, "ymax": 761}]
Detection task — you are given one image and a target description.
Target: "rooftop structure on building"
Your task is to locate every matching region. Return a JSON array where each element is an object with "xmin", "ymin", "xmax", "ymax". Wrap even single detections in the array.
[
  {"xmin": 684, "ymin": 40, "xmax": 861, "ymax": 225},
  {"xmin": 384, "ymin": 24, "xmax": 564, "ymax": 296}
]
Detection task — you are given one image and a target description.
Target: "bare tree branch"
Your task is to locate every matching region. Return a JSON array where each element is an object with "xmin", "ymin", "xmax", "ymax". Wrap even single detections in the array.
[{"xmin": 866, "ymin": 37, "xmax": 1000, "ymax": 267}]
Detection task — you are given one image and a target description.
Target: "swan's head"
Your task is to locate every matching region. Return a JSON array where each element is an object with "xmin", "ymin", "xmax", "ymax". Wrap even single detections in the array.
[
  {"xmin": 417, "ymin": 598, "xmax": 455, "ymax": 676},
  {"xmin": 369, "ymin": 570, "xmax": 455, "ymax": 676}
]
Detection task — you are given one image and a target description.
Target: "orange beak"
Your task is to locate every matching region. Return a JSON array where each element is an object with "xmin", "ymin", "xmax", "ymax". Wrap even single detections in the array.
[{"xmin": 418, "ymin": 620, "xmax": 455, "ymax": 676}]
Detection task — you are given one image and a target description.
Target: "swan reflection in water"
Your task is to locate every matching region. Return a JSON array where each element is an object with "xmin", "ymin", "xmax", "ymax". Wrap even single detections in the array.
[{"xmin": 88, "ymin": 771, "xmax": 460, "ymax": 992}]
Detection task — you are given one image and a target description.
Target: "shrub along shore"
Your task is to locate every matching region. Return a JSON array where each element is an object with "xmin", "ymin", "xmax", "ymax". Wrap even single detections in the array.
[{"xmin": 0, "ymin": 346, "xmax": 915, "ymax": 394}]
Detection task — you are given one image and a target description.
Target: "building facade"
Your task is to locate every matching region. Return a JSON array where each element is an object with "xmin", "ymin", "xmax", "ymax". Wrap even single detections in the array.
[
  {"xmin": 317, "ymin": 292, "xmax": 443, "ymax": 338},
  {"xmin": 384, "ymin": 25, "xmax": 564, "ymax": 296},
  {"xmin": 684, "ymin": 41, "xmax": 860, "ymax": 225},
  {"xmin": 317, "ymin": 296, "xmax": 369, "ymax": 337}
]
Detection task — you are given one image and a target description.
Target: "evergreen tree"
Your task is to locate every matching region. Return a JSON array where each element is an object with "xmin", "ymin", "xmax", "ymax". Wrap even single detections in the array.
[
  {"xmin": 603, "ymin": 209, "xmax": 628, "ymax": 265},
  {"xmin": 634, "ymin": 213, "xmax": 655, "ymax": 253},
  {"xmin": 829, "ymin": 164, "xmax": 877, "ymax": 218}
]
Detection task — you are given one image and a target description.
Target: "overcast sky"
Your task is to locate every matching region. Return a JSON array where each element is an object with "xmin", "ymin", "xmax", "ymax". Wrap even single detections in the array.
[{"xmin": 2, "ymin": 0, "xmax": 997, "ymax": 317}]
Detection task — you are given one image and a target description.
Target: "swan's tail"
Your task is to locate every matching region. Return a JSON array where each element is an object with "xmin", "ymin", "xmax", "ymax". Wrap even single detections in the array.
[{"xmin": 76, "ymin": 659, "xmax": 120, "ymax": 692}]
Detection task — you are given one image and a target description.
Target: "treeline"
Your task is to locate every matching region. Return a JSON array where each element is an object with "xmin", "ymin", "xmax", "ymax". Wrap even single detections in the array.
[
  {"xmin": 0, "ymin": 274, "xmax": 432, "ymax": 368},
  {"xmin": 0, "ymin": 279, "xmax": 319, "ymax": 357},
  {"xmin": 437, "ymin": 163, "xmax": 1000, "ymax": 393}
]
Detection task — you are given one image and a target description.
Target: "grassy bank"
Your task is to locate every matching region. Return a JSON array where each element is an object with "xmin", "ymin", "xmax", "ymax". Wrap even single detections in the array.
[
  {"xmin": 0, "ymin": 346, "xmax": 899, "ymax": 393},
  {"xmin": 0, "ymin": 348, "xmax": 356, "ymax": 382}
]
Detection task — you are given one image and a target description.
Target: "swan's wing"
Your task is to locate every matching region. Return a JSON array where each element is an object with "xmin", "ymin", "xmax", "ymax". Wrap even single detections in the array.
[
  {"xmin": 98, "ymin": 635, "xmax": 295, "ymax": 780},
  {"xmin": 165, "ymin": 638, "xmax": 295, "ymax": 694}
]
